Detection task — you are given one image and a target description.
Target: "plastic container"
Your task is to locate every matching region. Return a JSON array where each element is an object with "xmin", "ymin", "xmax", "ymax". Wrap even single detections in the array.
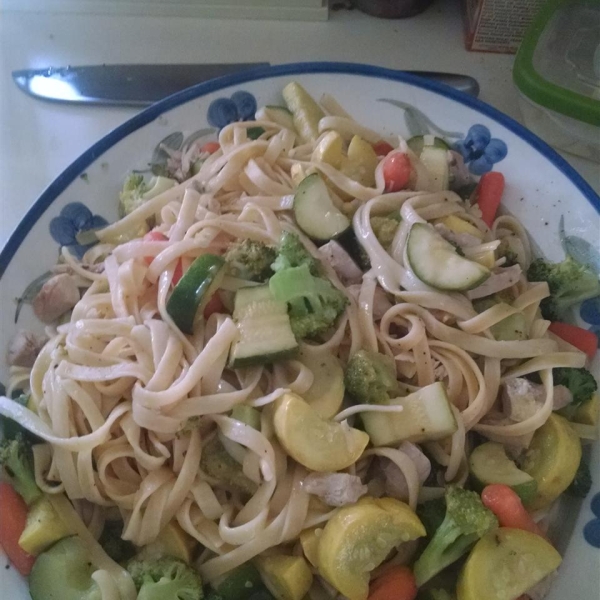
[{"xmin": 513, "ymin": 0, "xmax": 600, "ymax": 162}]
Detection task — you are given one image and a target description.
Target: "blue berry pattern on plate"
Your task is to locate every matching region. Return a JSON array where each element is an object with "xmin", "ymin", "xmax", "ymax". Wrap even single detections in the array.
[
  {"xmin": 15, "ymin": 203, "xmax": 108, "ymax": 322},
  {"xmin": 583, "ymin": 492, "xmax": 600, "ymax": 548},
  {"xmin": 453, "ymin": 124, "xmax": 508, "ymax": 175},
  {"xmin": 208, "ymin": 90, "xmax": 258, "ymax": 128},
  {"xmin": 49, "ymin": 202, "xmax": 108, "ymax": 259}
]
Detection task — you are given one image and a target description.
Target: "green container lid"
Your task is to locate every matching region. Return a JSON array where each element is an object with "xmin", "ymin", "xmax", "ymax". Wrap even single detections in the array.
[{"xmin": 514, "ymin": 0, "xmax": 600, "ymax": 127}]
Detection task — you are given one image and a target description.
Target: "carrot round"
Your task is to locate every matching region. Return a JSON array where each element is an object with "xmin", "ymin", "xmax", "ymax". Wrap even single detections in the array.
[
  {"xmin": 548, "ymin": 321, "xmax": 598, "ymax": 359},
  {"xmin": 475, "ymin": 171, "xmax": 505, "ymax": 227},
  {"xmin": 0, "ymin": 482, "xmax": 36, "ymax": 576},
  {"xmin": 481, "ymin": 484, "xmax": 547, "ymax": 540},
  {"xmin": 200, "ymin": 141, "xmax": 221, "ymax": 154},
  {"xmin": 369, "ymin": 565, "xmax": 418, "ymax": 600}
]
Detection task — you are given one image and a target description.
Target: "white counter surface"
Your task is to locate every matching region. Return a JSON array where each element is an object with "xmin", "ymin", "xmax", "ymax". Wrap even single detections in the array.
[{"xmin": 1, "ymin": 1, "xmax": 598, "ymax": 246}]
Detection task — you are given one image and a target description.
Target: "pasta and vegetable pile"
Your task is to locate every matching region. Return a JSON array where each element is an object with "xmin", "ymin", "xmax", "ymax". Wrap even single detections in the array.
[{"xmin": 0, "ymin": 82, "xmax": 598, "ymax": 600}]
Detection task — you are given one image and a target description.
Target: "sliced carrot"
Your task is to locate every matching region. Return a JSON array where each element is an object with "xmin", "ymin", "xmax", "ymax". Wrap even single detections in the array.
[
  {"xmin": 200, "ymin": 141, "xmax": 221, "ymax": 154},
  {"xmin": 481, "ymin": 484, "xmax": 547, "ymax": 540},
  {"xmin": 548, "ymin": 321, "xmax": 598, "ymax": 359},
  {"xmin": 475, "ymin": 171, "xmax": 505, "ymax": 228},
  {"xmin": 373, "ymin": 141, "xmax": 395, "ymax": 157},
  {"xmin": 0, "ymin": 482, "xmax": 36, "ymax": 576},
  {"xmin": 369, "ymin": 565, "xmax": 418, "ymax": 600}
]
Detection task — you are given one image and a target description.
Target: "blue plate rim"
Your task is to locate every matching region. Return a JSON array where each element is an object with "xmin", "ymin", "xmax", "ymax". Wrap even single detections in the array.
[{"xmin": 1, "ymin": 60, "xmax": 599, "ymax": 281}]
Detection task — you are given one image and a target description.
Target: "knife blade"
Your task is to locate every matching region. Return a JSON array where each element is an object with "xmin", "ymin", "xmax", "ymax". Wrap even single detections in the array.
[{"xmin": 12, "ymin": 64, "xmax": 479, "ymax": 106}]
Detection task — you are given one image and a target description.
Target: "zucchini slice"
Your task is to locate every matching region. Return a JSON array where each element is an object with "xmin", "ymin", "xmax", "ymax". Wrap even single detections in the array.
[
  {"xmin": 273, "ymin": 392, "xmax": 369, "ymax": 472},
  {"xmin": 29, "ymin": 536, "xmax": 101, "ymax": 600},
  {"xmin": 282, "ymin": 82, "xmax": 325, "ymax": 143},
  {"xmin": 407, "ymin": 136, "xmax": 450, "ymax": 192},
  {"xmin": 457, "ymin": 528, "xmax": 561, "ymax": 600},
  {"xmin": 407, "ymin": 135, "xmax": 450, "ymax": 156},
  {"xmin": 229, "ymin": 285, "xmax": 298, "ymax": 368},
  {"xmin": 469, "ymin": 442, "xmax": 537, "ymax": 505},
  {"xmin": 293, "ymin": 173, "xmax": 350, "ymax": 241},
  {"xmin": 419, "ymin": 146, "xmax": 450, "ymax": 192},
  {"xmin": 259, "ymin": 105, "xmax": 295, "ymax": 130},
  {"xmin": 361, "ymin": 382, "xmax": 457, "ymax": 446},
  {"xmin": 521, "ymin": 414, "xmax": 582, "ymax": 510},
  {"xmin": 166, "ymin": 253, "xmax": 226, "ymax": 334},
  {"xmin": 407, "ymin": 223, "xmax": 490, "ymax": 291},
  {"xmin": 256, "ymin": 554, "xmax": 313, "ymax": 600},
  {"xmin": 18, "ymin": 496, "xmax": 71, "ymax": 556},
  {"xmin": 297, "ymin": 348, "xmax": 345, "ymax": 419}
]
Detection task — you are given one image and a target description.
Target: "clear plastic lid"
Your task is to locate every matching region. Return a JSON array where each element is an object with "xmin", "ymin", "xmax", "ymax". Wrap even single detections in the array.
[{"xmin": 514, "ymin": 0, "xmax": 600, "ymax": 126}]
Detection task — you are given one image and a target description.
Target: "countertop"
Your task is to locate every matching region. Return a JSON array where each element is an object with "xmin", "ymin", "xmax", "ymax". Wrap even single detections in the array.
[{"xmin": 1, "ymin": 1, "xmax": 598, "ymax": 247}]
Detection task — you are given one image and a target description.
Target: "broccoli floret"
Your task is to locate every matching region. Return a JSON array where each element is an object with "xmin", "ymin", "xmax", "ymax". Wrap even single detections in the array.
[
  {"xmin": 413, "ymin": 486, "xmax": 498, "ymax": 587},
  {"xmin": 566, "ymin": 458, "xmax": 592, "ymax": 498},
  {"xmin": 269, "ymin": 263, "xmax": 348, "ymax": 339},
  {"xmin": 225, "ymin": 239, "xmax": 277, "ymax": 282},
  {"xmin": 271, "ymin": 231, "xmax": 321, "ymax": 276},
  {"xmin": 127, "ymin": 556, "xmax": 203, "ymax": 600},
  {"xmin": 344, "ymin": 349, "xmax": 399, "ymax": 405},
  {"xmin": 119, "ymin": 174, "xmax": 176, "ymax": 217},
  {"xmin": 553, "ymin": 367, "xmax": 597, "ymax": 407},
  {"xmin": 99, "ymin": 520, "xmax": 136, "ymax": 564},
  {"xmin": 0, "ymin": 432, "xmax": 42, "ymax": 505},
  {"xmin": 371, "ymin": 215, "xmax": 400, "ymax": 249},
  {"xmin": 417, "ymin": 497, "xmax": 447, "ymax": 538},
  {"xmin": 527, "ymin": 256, "xmax": 600, "ymax": 321}
]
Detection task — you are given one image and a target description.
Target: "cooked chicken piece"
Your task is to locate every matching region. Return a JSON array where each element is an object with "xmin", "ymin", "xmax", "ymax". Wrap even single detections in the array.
[
  {"xmin": 502, "ymin": 377, "xmax": 544, "ymax": 421},
  {"xmin": 503, "ymin": 377, "xmax": 573, "ymax": 421},
  {"xmin": 302, "ymin": 472, "xmax": 368, "ymax": 507},
  {"xmin": 6, "ymin": 331, "xmax": 48, "ymax": 368},
  {"xmin": 32, "ymin": 273, "xmax": 80, "ymax": 323},
  {"xmin": 318, "ymin": 240, "xmax": 363, "ymax": 285}
]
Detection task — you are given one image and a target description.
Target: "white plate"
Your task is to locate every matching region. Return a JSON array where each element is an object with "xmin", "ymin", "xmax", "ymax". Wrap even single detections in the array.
[{"xmin": 1, "ymin": 62, "xmax": 599, "ymax": 597}]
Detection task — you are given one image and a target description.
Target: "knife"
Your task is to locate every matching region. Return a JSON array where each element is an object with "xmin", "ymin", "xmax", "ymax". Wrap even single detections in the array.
[{"xmin": 12, "ymin": 63, "xmax": 480, "ymax": 106}]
